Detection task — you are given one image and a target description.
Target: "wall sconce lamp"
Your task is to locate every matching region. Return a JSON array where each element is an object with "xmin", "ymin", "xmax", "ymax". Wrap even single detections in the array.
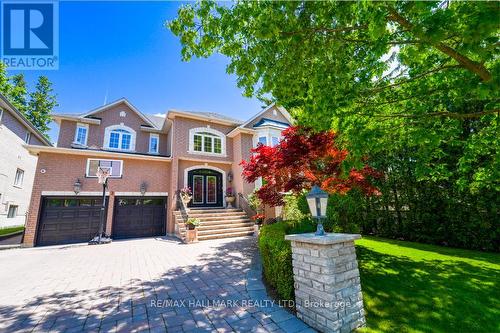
[
  {"xmin": 227, "ymin": 171, "xmax": 233, "ymax": 183},
  {"xmin": 73, "ymin": 179, "xmax": 82, "ymax": 195},
  {"xmin": 140, "ymin": 182, "xmax": 147, "ymax": 195}
]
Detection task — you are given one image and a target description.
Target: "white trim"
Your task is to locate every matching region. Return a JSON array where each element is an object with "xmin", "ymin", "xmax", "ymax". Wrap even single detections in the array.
[
  {"xmin": 24, "ymin": 145, "xmax": 172, "ymax": 162},
  {"xmin": 81, "ymin": 98, "xmax": 158, "ymax": 129},
  {"xmin": 149, "ymin": 133, "xmax": 159, "ymax": 154},
  {"xmin": 103, "ymin": 124, "xmax": 137, "ymax": 151},
  {"xmin": 73, "ymin": 123, "xmax": 89, "ymax": 147},
  {"xmin": 227, "ymin": 104, "xmax": 293, "ymax": 137},
  {"xmin": 183, "ymin": 165, "xmax": 227, "ymax": 208},
  {"xmin": 42, "ymin": 191, "xmax": 104, "ymax": 196},
  {"xmin": 188, "ymin": 127, "xmax": 226, "ymax": 157},
  {"xmin": 86, "ymin": 158, "xmax": 124, "ymax": 178},
  {"xmin": 52, "ymin": 115, "xmax": 101, "ymax": 125},
  {"xmin": 178, "ymin": 156, "xmax": 232, "ymax": 165},
  {"xmin": 114, "ymin": 192, "xmax": 168, "ymax": 196}
]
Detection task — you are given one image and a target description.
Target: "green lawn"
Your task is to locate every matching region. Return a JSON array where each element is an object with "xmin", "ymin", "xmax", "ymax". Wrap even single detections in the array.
[
  {"xmin": 356, "ymin": 237, "xmax": 500, "ymax": 333},
  {"xmin": 0, "ymin": 226, "xmax": 24, "ymax": 236}
]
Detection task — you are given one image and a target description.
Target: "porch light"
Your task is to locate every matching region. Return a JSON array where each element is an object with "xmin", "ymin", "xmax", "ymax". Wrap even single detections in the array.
[
  {"xmin": 306, "ymin": 185, "xmax": 329, "ymax": 236},
  {"xmin": 73, "ymin": 179, "xmax": 82, "ymax": 194},
  {"xmin": 227, "ymin": 171, "xmax": 233, "ymax": 183},
  {"xmin": 140, "ymin": 182, "xmax": 147, "ymax": 195}
]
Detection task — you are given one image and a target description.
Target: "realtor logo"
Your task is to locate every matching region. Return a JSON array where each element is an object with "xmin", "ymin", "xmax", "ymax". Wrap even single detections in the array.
[{"xmin": 1, "ymin": 1, "xmax": 59, "ymax": 70}]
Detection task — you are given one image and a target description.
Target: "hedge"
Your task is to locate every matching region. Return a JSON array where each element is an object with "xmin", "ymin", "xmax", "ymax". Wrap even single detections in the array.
[{"xmin": 258, "ymin": 220, "xmax": 315, "ymax": 302}]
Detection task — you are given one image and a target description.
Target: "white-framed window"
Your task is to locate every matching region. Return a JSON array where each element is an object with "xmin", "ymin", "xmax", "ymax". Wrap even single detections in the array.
[
  {"xmin": 74, "ymin": 123, "xmax": 88, "ymax": 146},
  {"xmin": 258, "ymin": 136, "xmax": 267, "ymax": 146},
  {"xmin": 7, "ymin": 205, "xmax": 18, "ymax": 218},
  {"xmin": 188, "ymin": 127, "xmax": 226, "ymax": 156},
  {"xmin": 149, "ymin": 133, "xmax": 159, "ymax": 154},
  {"xmin": 254, "ymin": 129, "xmax": 283, "ymax": 148},
  {"xmin": 14, "ymin": 168, "xmax": 24, "ymax": 187},
  {"xmin": 86, "ymin": 159, "xmax": 123, "ymax": 178},
  {"xmin": 104, "ymin": 125, "xmax": 136, "ymax": 151},
  {"xmin": 271, "ymin": 136, "xmax": 280, "ymax": 147},
  {"xmin": 24, "ymin": 131, "xmax": 31, "ymax": 144}
]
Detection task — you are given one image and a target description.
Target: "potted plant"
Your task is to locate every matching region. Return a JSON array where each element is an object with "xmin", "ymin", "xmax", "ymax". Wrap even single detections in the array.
[
  {"xmin": 180, "ymin": 186, "xmax": 192, "ymax": 205},
  {"xmin": 252, "ymin": 213, "xmax": 265, "ymax": 235},
  {"xmin": 225, "ymin": 187, "xmax": 236, "ymax": 208},
  {"xmin": 185, "ymin": 217, "xmax": 200, "ymax": 243}
]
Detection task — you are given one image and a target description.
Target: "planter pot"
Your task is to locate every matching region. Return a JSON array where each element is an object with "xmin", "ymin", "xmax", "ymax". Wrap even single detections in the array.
[
  {"xmin": 226, "ymin": 195, "xmax": 236, "ymax": 208},
  {"xmin": 186, "ymin": 229, "xmax": 198, "ymax": 243}
]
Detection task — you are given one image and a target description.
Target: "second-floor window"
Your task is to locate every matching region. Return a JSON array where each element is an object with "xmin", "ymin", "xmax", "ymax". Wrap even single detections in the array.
[
  {"xmin": 14, "ymin": 168, "xmax": 24, "ymax": 187},
  {"xmin": 104, "ymin": 125, "xmax": 136, "ymax": 151},
  {"xmin": 189, "ymin": 127, "xmax": 225, "ymax": 156},
  {"xmin": 74, "ymin": 123, "xmax": 88, "ymax": 146},
  {"xmin": 149, "ymin": 134, "xmax": 159, "ymax": 154}
]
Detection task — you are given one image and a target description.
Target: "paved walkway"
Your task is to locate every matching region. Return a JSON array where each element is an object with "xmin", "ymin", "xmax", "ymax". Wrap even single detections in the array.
[{"xmin": 0, "ymin": 236, "xmax": 313, "ymax": 333}]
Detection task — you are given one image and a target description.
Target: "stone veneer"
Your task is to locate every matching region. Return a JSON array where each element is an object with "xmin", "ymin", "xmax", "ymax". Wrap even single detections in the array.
[{"xmin": 284, "ymin": 233, "xmax": 366, "ymax": 333}]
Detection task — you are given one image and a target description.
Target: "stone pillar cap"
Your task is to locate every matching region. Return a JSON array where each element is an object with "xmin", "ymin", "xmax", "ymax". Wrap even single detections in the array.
[{"xmin": 285, "ymin": 233, "xmax": 361, "ymax": 245}]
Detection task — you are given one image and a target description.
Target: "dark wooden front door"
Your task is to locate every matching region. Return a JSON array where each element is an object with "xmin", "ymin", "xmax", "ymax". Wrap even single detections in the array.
[
  {"xmin": 187, "ymin": 169, "xmax": 223, "ymax": 208},
  {"xmin": 36, "ymin": 197, "xmax": 106, "ymax": 246},
  {"xmin": 112, "ymin": 197, "xmax": 166, "ymax": 239}
]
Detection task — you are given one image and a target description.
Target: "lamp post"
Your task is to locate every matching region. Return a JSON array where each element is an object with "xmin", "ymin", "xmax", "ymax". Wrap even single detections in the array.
[{"xmin": 306, "ymin": 185, "xmax": 329, "ymax": 236}]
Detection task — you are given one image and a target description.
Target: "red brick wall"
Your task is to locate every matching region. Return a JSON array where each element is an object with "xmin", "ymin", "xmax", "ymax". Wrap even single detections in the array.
[
  {"xmin": 57, "ymin": 103, "xmax": 169, "ymax": 155},
  {"xmin": 24, "ymin": 152, "xmax": 171, "ymax": 246}
]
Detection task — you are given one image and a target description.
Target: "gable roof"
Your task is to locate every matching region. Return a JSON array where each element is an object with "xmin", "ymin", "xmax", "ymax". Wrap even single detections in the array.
[
  {"xmin": 227, "ymin": 103, "xmax": 293, "ymax": 137},
  {"xmin": 167, "ymin": 109, "xmax": 243, "ymax": 126},
  {"xmin": 252, "ymin": 118, "xmax": 290, "ymax": 129},
  {"xmin": 0, "ymin": 93, "xmax": 52, "ymax": 146},
  {"xmin": 82, "ymin": 98, "xmax": 158, "ymax": 128}
]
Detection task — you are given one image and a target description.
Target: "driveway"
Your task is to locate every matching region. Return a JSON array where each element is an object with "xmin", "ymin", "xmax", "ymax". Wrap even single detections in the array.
[{"xmin": 0, "ymin": 237, "xmax": 313, "ymax": 333}]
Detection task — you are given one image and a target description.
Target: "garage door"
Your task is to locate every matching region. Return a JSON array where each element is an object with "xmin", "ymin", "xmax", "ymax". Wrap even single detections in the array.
[
  {"xmin": 37, "ymin": 197, "xmax": 107, "ymax": 246},
  {"xmin": 112, "ymin": 197, "xmax": 166, "ymax": 239}
]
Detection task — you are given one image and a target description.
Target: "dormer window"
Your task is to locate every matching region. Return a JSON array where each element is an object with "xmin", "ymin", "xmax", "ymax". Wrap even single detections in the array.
[
  {"xmin": 74, "ymin": 123, "xmax": 88, "ymax": 146},
  {"xmin": 104, "ymin": 125, "xmax": 136, "ymax": 151},
  {"xmin": 189, "ymin": 127, "xmax": 226, "ymax": 156},
  {"xmin": 149, "ymin": 134, "xmax": 159, "ymax": 154}
]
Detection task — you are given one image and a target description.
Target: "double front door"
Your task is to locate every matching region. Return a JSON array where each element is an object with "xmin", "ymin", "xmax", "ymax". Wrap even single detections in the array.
[{"xmin": 187, "ymin": 169, "xmax": 223, "ymax": 208}]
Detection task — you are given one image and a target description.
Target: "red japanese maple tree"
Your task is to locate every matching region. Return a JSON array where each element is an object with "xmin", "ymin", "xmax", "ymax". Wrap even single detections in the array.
[{"xmin": 241, "ymin": 126, "xmax": 381, "ymax": 206}]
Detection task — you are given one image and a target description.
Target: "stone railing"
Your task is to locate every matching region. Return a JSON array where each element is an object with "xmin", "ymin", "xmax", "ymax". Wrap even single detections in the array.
[
  {"xmin": 238, "ymin": 192, "xmax": 256, "ymax": 217},
  {"xmin": 176, "ymin": 191, "xmax": 189, "ymax": 223}
]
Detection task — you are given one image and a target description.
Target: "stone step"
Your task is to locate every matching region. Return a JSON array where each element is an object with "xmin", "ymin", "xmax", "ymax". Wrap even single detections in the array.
[
  {"xmin": 198, "ymin": 231, "xmax": 255, "ymax": 241},
  {"xmin": 179, "ymin": 224, "xmax": 255, "ymax": 234},
  {"xmin": 174, "ymin": 212, "xmax": 246, "ymax": 218},
  {"xmin": 177, "ymin": 219, "xmax": 253, "ymax": 226},
  {"xmin": 174, "ymin": 214, "xmax": 248, "ymax": 221},
  {"xmin": 197, "ymin": 222, "xmax": 254, "ymax": 231},
  {"xmin": 197, "ymin": 226, "xmax": 255, "ymax": 235},
  {"xmin": 182, "ymin": 208, "xmax": 243, "ymax": 214}
]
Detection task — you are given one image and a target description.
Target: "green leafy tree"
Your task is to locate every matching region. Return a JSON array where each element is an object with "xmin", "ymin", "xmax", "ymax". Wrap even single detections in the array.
[
  {"xmin": 10, "ymin": 74, "xmax": 28, "ymax": 114},
  {"xmin": 169, "ymin": 1, "xmax": 500, "ymax": 250},
  {"xmin": 27, "ymin": 76, "xmax": 58, "ymax": 135},
  {"xmin": 0, "ymin": 62, "xmax": 11, "ymax": 97}
]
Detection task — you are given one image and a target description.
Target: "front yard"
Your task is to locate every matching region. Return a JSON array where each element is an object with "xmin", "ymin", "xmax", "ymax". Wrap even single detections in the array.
[{"xmin": 357, "ymin": 237, "xmax": 500, "ymax": 333}]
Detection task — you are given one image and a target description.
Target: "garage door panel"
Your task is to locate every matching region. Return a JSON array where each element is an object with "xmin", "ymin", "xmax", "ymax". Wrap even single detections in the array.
[
  {"xmin": 36, "ymin": 197, "xmax": 107, "ymax": 246},
  {"xmin": 113, "ymin": 197, "xmax": 166, "ymax": 239}
]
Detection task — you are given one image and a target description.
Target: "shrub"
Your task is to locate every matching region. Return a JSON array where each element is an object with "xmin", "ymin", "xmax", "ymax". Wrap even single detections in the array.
[{"xmin": 258, "ymin": 220, "xmax": 315, "ymax": 302}]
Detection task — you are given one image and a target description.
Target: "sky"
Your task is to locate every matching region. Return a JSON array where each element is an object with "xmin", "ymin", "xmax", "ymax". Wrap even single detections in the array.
[{"xmin": 8, "ymin": 1, "xmax": 263, "ymax": 143}]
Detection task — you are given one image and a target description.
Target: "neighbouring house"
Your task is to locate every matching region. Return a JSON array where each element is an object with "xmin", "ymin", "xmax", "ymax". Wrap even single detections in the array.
[
  {"xmin": 0, "ymin": 93, "xmax": 52, "ymax": 228},
  {"xmin": 23, "ymin": 98, "xmax": 292, "ymax": 246}
]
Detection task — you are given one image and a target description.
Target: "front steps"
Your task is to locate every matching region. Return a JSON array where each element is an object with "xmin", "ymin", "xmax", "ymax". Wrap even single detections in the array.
[{"xmin": 174, "ymin": 208, "xmax": 255, "ymax": 241}]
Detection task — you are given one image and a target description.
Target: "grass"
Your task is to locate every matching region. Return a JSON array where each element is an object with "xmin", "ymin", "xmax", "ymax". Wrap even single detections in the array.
[
  {"xmin": 0, "ymin": 226, "xmax": 24, "ymax": 236},
  {"xmin": 356, "ymin": 236, "xmax": 500, "ymax": 333}
]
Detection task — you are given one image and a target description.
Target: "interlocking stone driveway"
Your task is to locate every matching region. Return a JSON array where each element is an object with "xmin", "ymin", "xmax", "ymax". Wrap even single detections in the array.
[{"xmin": 0, "ymin": 236, "xmax": 313, "ymax": 333}]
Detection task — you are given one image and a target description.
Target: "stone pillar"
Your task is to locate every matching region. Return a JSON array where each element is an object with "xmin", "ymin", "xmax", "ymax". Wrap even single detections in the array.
[{"xmin": 284, "ymin": 233, "xmax": 365, "ymax": 333}]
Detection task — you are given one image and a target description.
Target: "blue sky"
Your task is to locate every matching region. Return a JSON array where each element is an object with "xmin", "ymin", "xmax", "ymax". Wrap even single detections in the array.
[{"xmin": 8, "ymin": 1, "xmax": 263, "ymax": 143}]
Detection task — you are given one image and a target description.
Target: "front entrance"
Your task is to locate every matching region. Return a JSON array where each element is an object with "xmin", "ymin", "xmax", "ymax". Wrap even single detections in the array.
[{"xmin": 187, "ymin": 169, "xmax": 223, "ymax": 208}]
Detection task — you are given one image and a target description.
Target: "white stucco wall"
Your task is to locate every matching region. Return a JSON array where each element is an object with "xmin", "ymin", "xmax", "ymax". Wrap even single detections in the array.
[{"xmin": 0, "ymin": 124, "xmax": 38, "ymax": 228}]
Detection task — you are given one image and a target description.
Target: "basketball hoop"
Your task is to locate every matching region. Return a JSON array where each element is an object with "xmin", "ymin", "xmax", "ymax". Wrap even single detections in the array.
[{"xmin": 96, "ymin": 167, "xmax": 111, "ymax": 185}]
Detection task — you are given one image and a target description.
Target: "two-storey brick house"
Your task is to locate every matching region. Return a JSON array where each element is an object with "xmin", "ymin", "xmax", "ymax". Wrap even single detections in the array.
[{"xmin": 24, "ymin": 98, "xmax": 292, "ymax": 246}]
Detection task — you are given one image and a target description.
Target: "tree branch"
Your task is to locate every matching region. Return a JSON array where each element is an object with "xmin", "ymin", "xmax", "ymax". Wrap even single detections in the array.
[
  {"xmin": 370, "ymin": 109, "xmax": 499, "ymax": 119},
  {"xmin": 386, "ymin": 7, "xmax": 493, "ymax": 82},
  {"xmin": 280, "ymin": 24, "xmax": 368, "ymax": 36}
]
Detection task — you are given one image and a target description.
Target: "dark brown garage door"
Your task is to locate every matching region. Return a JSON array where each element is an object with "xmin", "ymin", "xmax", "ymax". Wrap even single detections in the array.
[
  {"xmin": 37, "ymin": 197, "xmax": 107, "ymax": 246},
  {"xmin": 112, "ymin": 197, "xmax": 166, "ymax": 239}
]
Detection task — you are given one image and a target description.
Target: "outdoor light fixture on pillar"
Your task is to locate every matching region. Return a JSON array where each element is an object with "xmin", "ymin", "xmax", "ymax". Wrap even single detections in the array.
[
  {"xmin": 306, "ymin": 185, "xmax": 328, "ymax": 236},
  {"xmin": 227, "ymin": 171, "xmax": 233, "ymax": 183},
  {"xmin": 140, "ymin": 182, "xmax": 147, "ymax": 195},
  {"xmin": 73, "ymin": 179, "xmax": 82, "ymax": 195}
]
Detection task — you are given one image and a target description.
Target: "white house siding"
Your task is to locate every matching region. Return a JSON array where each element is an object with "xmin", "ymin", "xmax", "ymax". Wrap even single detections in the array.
[{"xmin": 0, "ymin": 120, "xmax": 38, "ymax": 228}]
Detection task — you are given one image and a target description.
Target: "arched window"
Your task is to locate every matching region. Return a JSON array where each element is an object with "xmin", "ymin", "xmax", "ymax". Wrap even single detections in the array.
[
  {"xmin": 104, "ymin": 125, "xmax": 136, "ymax": 151},
  {"xmin": 189, "ymin": 127, "xmax": 226, "ymax": 156}
]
